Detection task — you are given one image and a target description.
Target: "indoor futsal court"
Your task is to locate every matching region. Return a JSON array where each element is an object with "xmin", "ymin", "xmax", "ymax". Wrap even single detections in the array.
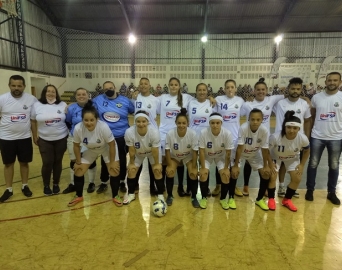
[{"xmin": 1, "ymin": 0, "xmax": 342, "ymax": 269}]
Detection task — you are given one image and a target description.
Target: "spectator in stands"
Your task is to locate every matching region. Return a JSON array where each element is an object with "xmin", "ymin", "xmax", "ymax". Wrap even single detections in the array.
[
  {"xmin": 182, "ymin": 83, "xmax": 188, "ymax": 93},
  {"xmin": 207, "ymin": 84, "xmax": 213, "ymax": 96},
  {"xmin": 156, "ymin": 84, "xmax": 162, "ymax": 93},
  {"xmin": 119, "ymin": 83, "xmax": 127, "ymax": 97},
  {"xmin": 150, "ymin": 86, "xmax": 155, "ymax": 96},
  {"xmin": 217, "ymin": 87, "xmax": 225, "ymax": 96},
  {"xmin": 162, "ymin": 84, "xmax": 169, "ymax": 94}
]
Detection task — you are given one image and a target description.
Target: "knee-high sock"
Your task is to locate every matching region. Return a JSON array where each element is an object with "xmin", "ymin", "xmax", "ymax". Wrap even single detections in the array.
[
  {"xmin": 177, "ymin": 166, "xmax": 185, "ymax": 188},
  {"xmin": 135, "ymin": 165, "xmax": 143, "ymax": 186},
  {"xmin": 244, "ymin": 162, "xmax": 252, "ymax": 186},
  {"xmin": 285, "ymin": 187, "xmax": 296, "ymax": 200},
  {"xmin": 215, "ymin": 167, "xmax": 221, "ymax": 185},
  {"xmin": 110, "ymin": 175, "xmax": 120, "ymax": 198},
  {"xmin": 186, "ymin": 172, "xmax": 191, "ymax": 193},
  {"xmin": 74, "ymin": 175, "xmax": 85, "ymax": 197},
  {"xmin": 166, "ymin": 176, "xmax": 174, "ymax": 196},
  {"xmin": 70, "ymin": 161, "xmax": 75, "ymax": 184},
  {"xmin": 200, "ymin": 176, "xmax": 209, "ymax": 198},
  {"xmin": 148, "ymin": 162, "xmax": 156, "ymax": 190},
  {"xmin": 155, "ymin": 179, "xmax": 165, "ymax": 195},
  {"xmin": 127, "ymin": 177, "xmax": 136, "ymax": 194},
  {"xmin": 220, "ymin": 183, "xmax": 229, "ymax": 200},
  {"xmin": 256, "ymin": 175, "xmax": 269, "ymax": 201},
  {"xmin": 268, "ymin": 187, "xmax": 276, "ymax": 199},
  {"xmin": 190, "ymin": 179, "xmax": 198, "ymax": 199},
  {"xmin": 87, "ymin": 164, "xmax": 96, "ymax": 184},
  {"xmin": 229, "ymin": 178, "xmax": 237, "ymax": 198},
  {"xmin": 162, "ymin": 165, "xmax": 167, "ymax": 187}
]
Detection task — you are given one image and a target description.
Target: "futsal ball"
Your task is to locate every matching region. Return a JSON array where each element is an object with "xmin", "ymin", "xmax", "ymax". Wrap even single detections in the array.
[{"xmin": 152, "ymin": 199, "xmax": 167, "ymax": 217}]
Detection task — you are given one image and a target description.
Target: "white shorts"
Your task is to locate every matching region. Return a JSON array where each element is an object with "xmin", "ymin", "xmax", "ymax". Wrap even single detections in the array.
[
  {"xmin": 275, "ymin": 158, "xmax": 300, "ymax": 172},
  {"xmin": 81, "ymin": 143, "xmax": 119, "ymax": 164},
  {"xmin": 68, "ymin": 133, "xmax": 90, "ymax": 160},
  {"xmin": 243, "ymin": 151, "xmax": 264, "ymax": 171},
  {"xmin": 134, "ymin": 148, "xmax": 162, "ymax": 167},
  {"xmin": 230, "ymin": 143, "xmax": 241, "ymax": 167},
  {"xmin": 170, "ymin": 153, "xmax": 192, "ymax": 165},
  {"xmin": 202, "ymin": 156, "xmax": 226, "ymax": 171}
]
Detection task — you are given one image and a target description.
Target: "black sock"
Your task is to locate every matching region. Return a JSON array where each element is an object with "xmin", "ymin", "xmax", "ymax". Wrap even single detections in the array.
[
  {"xmin": 190, "ymin": 180, "xmax": 198, "ymax": 199},
  {"xmin": 177, "ymin": 166, "xmax": 184, "ymax": 188},
  {"xmin": 136, "ymin": 165, "xmax": 143, "ymax": 188},
  {"xmin": 127, "ymin": 177, "xmax": 136, "ymax": 194},
  {"xmin": 200, "ymin": 178, "xmax": 209, "ymax": 198},
  {"xmin": 268, "ymin": 187, "xmax": 276, "ymax": 199},
  {"xmin": 162, "ymin": 165, "xmax": 167, "ymax": 182},
  {"xmin": 220, "ymin": 183, "xmax": 229, "ymax": 200},
  {"xmin": 186, "ymin": 172, "xmax": 191, "ymax": 193},
  {"xmin": 155, "ymin": 179, "xmax": 164, "ymax": 195},
  {"xmin": 256, "ymin": 176, "xmax": 269, "ymax": 201},
  {"xmin": 215, "ymin": 167, "xmax": 221, "ymax": 185},
  {"xmin": 74, "ymin": 175, "xmax": 84, "ymax": 197},
  {"xmin": 166, "ymin": 176, "xmax": 174, "ymax": 196},
  {"xmin": 285, "ymin": 187, "xmax": 296, "ymax": 199},
  {"xmin": 229, "ymin": 178, "xmax": 237, "ymax": 198},
  {"xmin": 109, "ymin": 175, "xmax": 120, "ymax": 198},
  {"xmin": 148, "ymin": 162, "xmax": 156, "ymax": 190},
  {"xmin": 244, "ymin": 162, "xmax": 252, "ymax": 186}
]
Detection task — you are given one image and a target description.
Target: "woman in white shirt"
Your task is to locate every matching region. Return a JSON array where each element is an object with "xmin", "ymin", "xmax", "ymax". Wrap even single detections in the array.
[{"xmin": 31, "ymin": 85, "xmax": 68, "ymax": 196}]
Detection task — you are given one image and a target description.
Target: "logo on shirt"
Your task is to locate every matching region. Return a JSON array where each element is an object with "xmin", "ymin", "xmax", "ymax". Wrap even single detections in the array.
[
  {"xmin": 243, "ymin": 147, "xmax": 259, "ymax": 154},
  {"xmin": 193, "ymin": 117, "xmax": 207, "ymax": 125},
  {"xmin": 265, "ymin": 106, "xmax": 270, "ymax": 110},
  {"xmin": 45, "ymin": 118, "xmax": 61, "ymax": 125},
  {"xmin": 279, "ymin": 155, "xmax": 296, "ymax": 160},
  {"xmin": 205, "ymin": 109, "xmax": 209, "ymax": 113},
  {"xmin": 221, "ymin": 143, "xmax": 225, "ymax": 147},
  {"xmin": 176, "ymin": 152, "xmax": 190, "ymax": 158},
  {"xmin": 23, "ymin": 105, "xmax": 28, "ymax": 110},
  {"xmin": 257, "ymin": 138, "xmax": 262, "ymax": 143},
  {"xmin": 235, "ymin": 104, "xmax": 239, "ymax": 109},
  {"xmin": 296, "ymin": 109, "xmax": 301, "ymax": 114},
  {"xmin": 57, "ymin": 110, "xmax": 62, "ymax": 114},
  {"xmin": 147, "ymin": 104, "xmax": 152, "ymax": 109},
  {"xmin": 334, "ymin": 102, "xmax": 339, "ymax": 107},
  {"xmin": 208, "ymin": 150, "xmax": 222, "ymax": 156},
  {"xmin": 320, "ymin": 112, "xmax": 336, "ymax": 120},
  {"xmin": 166, "ymin": 111, "xmax": 179, "ymax": 118},
  {"xmin": 103, "ymin": 112, "xmax": 120, "ymax": 123},
  {"xmin": 263, "ymin": 115, "xmax": 269, "ymax": 122},
  {"xmin": 116, "ymin": 103, "xmax": 122, "ymax": 108},
  {"xmin": 148, "ymin": 143, "xmax": 152, "ymax": 147},
  {"xmin": 187, "ymin": 144, "xmax": 191, "ymax": 148},
  {"xmin": 11, "ymin": 114, "xmax": 26, "ymax": 122},
  {"xmin": 96, "ymin": 139, "xmax": 101, "ymax": 143},
  {"xmin": 223, "ymin": 113, "xmax": 237, "ymax": 121}
]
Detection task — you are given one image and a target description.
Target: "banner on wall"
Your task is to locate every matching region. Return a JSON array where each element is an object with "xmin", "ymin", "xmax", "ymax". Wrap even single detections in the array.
[
  {"xmin": 270, "ymin": 57, "xmax": 287, "ymax": 78},
  {"xmin": 317, "ymin": 56, "xmax": 336, "ymax": 82},
  {"xmin": 278, "ymin": 66, "xmax": 311, "ymax": 87}
]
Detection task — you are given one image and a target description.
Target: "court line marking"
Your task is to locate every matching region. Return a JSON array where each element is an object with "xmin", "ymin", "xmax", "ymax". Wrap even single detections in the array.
[
  {"xmin": 0, "ymin": 199, "xmax": 111, "ymax": 223},
  {"xmin": 123, "ymin": 249, "xmax": 149, "ymax": 268},
  {"xmin": 165, "ymin": 224, "xmax": 183, "ymax": 237}
]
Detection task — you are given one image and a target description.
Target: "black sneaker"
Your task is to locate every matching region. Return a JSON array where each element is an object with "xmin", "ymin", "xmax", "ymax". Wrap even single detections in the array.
[
  {"xmin": 327, "ymin": 192, "xmax": 341, "ymax": 205},
  {"xmin": 119, "ymin": 182, "xmax": 127, "ymax": 193},
  {"xmin": 166, "ymin": 196, "xmax": 174, "ymax": 206},
  {"xmin": 305, "ymin": 190, "xmax": 314, "ymax": 201},
  {"xmin": 52, "ymin": 185, "xmax": 60, "ymax": 195},
  {"xmin": 22, "ymin": 186, "xmax": 33, "ymax": 197},
  {"xmin": 62, "ymin": 184, "xmax": 76, "ymax": 194},
  {"xmin": 0, "ymin": 189, "xmax": 13, "ymax": 202},
  {"xmin": 177, "ymin": 188, "xmax": 186, "ymax": 197},
  {"xmin": 87, "ymin": 183, "xmax": 95, "ymax": 193},
  {"xmin": 44, "ymin": 186, "xmax": 53, "ymax": 196},
  {"xmin": 96, "ymin": 183, "xmax": 108, "ymax": 194}
]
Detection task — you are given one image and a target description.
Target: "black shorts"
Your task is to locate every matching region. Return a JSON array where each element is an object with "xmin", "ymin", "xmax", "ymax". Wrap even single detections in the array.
[{"xmin": 0, "ymin": 137, "xmax": 33, "ymax": 164}]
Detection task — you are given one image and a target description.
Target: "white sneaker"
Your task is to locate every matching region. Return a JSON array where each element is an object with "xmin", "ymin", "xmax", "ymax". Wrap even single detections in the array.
[
  {"xmin": 157, "ymin": 194, "xmax": 165, "ymax": 202},
  {"xmin": 278, "ymin": 186, "xmax": 286, "ymax": 197},
  {"xmin": 123, "ymin": 194, "xmax": 136, "ymax": 205},
  {"xmin": 293, "ymin": 191, "xmax": 300, "ymax": 198}
]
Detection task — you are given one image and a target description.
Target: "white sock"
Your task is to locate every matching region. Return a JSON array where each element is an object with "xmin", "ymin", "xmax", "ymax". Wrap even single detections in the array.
[
  {"xmin": 88, "ymin": 167, "xmax": 97, "ymax": 184},
  {"xmin": 158, "ymin": 194, "xmax": 165, "ymax": 201},
  {"xmin": 7, "ymin": 187, "xmax": 13, "ymax": 192},
  {"xmin": 101, "ymin": 181, "xmax": 108, "ymax": 184},
  {"xmin": 120, "ymin": 179, "xmax": 125, "ymax": 184},
  {"xmin": 279, "ymin": 183, "xmax": 285, "ymax": 188},
  {"xmin": 22, "ymin": 184, "xmax": 28, "ymax": 189},
  {"xmin": 70, "ymin": 168, "xmax": 74, "ymax": 185}
]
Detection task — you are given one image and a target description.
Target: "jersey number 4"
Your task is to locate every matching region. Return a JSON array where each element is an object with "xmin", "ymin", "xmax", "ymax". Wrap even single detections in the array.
[{"xmin": 83, "ymin": 138, "xmax": 88, "ymax": 145}]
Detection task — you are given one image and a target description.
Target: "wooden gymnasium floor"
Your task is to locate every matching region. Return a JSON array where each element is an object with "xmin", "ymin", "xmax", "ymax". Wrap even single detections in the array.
[{"xmin": 0, "ymin": 116, "xmax": 341, "ymax": 270}]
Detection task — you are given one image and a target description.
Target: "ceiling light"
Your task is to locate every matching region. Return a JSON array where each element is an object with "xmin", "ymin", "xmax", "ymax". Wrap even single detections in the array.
[
  {"xmin": 201, "ymin": 35, "xmax": 208, "ymax": 43},
  {"xmin": 128, "ymin": 34, "xmax": 136, "ymax": 44},
  {"xmin": 274, "ymin": 34, "xmax": 283, "ymax": 44}
]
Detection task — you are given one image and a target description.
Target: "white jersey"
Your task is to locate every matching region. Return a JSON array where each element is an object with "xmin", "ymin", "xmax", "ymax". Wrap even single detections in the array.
[
  {"xmin": 237, "ymin": 122, "xmax": 269, "ymax": 159},
  {"xmin": 158, "ymin": 93, "xmax": 194, "ymax": 141},
  {"xmin": 241, "ymin": 95, "xmax": 283, "ymax": 131},
  {"xmin": 165, "ymin": 127, "xmax": 198, "ymax": 159},
  {"xmin": 188, "ymin": 99, "xmax": 213, "ymax": 137},
  {"xmin": 311, "ymin": 91, "xmax": 342, "ymax": 140},
  {"xmin": 214, "ymin": 95, "xmax": 244, "ymax": 140},
  {"xmin": 199, "ymin": 127, "xmax": 234, "ymax": 158},
  {"xmin": 125, "ymin": 126, "xmax": 161, "ymax": 158},
  {"xmin": 269, "ymin": 131, "xmax": 309, "ymax": 161},
  {"xmin": 0, "ymin": 92, "xmax": 37, "ymax": 140},
  {"xmin": 273, "ymin": 98, "xmax": 311, "ymax": 133},
  {"xmin": 73, "ymin": 120, "xmax": 114, "ymax": 154},
  {"xmin": 134, "ymin": 94, "xmax": 160, "ymax": 129},
  {"xmin": 31, "ymin": 101, "xmax": 68, "ymax": 141}
]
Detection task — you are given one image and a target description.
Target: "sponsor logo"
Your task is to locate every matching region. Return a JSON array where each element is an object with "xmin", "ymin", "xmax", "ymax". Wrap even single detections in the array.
[
  {"xmin": 96, "ymin": 139, "xmax": 101, "ymax": 143},
  {"xmin": 263, "ymin": 115, "xmax": 269, "ymax": 122},
  {"xmin": 103, "ymin": 112, "xmax": 120, "ymax": 122},
  {"xmin": 193, "ymin": 117, "xmax": 207, "ymax": 125},
  {"xmin": 334, "ymin": 102, "xmax": 339, "ymax": 107},
  {"xmin": 116, "ymin": 103, "xmax": 122, "ymax": 108},
  {"xmin": 257, "ymin": 138, "xmax": 262, "ymax": 143},
  {"xmin": 208, "ymin": 150, "xmax": 222, "ymax": 156},
  {"xmin": 223, "ymin": 113, "xmax": 237, "ymax": 121},
  {"xmin": 320, "ymin": 112, "xmax": 336, "ymax": 120},
  {"xmin": 11, "ymin": 114, "xmax": 26, "ymax": 122},
  {"xmin": 296, "ymin": 109, "xmax": 301, "ymax": 114},
  {"xmin": 45, "ymin": 118, "xmax": 61, "ymax": 125},
  {"xmin": 137, "ymin": 151, "xmax": 152, "ymax": 155},
  {"xmin": 57, "ymin": 110, "xmax": 62, "ymax": 114},
  {"xmin": 166, "ymin": 111, "xmax": 179, "ymax": 118},
  {"xmin": 265, "ymin": 106, "xmax": 270, "ymax": 110},
  {"xmin": 243, "ymin": 147, "xmax": 259, "ymax": 153},
  {"xmin": 205, "ymin": 109, "xmax": 209, "ymax": 113},
  {"xmin": 279, "ymin": 155, "xmax": 296, "ymax": 160},
  {"xmin": 176, "ymin": 151, "xmax": 190, "ymax": 158},
  {"xmin": 147, "ymin": 104, "xmax": 151, "ymax": 109},
  {"xmin": 23, "ymin": 105, "xmax": 28, "ymax": 110}
]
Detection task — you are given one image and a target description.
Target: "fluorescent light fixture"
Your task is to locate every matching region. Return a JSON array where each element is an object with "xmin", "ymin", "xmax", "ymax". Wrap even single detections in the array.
[
  {"xmin": 274, "ymin": 34, "xmax": 283, "ymax": 44},
  {"xmin": 128, "ymin": 34, "xmax": 136, "ymax": 44},
  {"xmin": 201, "ymin": 35, "xmax": 208, "ymax": 43}
]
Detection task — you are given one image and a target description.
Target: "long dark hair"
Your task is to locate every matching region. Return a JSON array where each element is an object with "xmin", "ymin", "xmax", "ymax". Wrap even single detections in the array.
[
  {"xmin": 82, "ymin": 100, "xmax": 99, "ymax": 119},
  {"xmin": 169, "ymin": 77, "xmax": 183, "ymax": 108},
  {"xmin": 281, "ymin": 110, "xmax": 301, "ymax": 137},
  {"xmin": 39, "ymin": 84, "xmax": 61, "ymax": 104}
]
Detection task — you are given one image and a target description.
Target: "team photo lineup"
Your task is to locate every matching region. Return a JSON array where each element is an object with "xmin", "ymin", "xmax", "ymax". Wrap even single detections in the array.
[{"xmin": 0, "ymin": 72, "xmax": 341, "ymax": 215}]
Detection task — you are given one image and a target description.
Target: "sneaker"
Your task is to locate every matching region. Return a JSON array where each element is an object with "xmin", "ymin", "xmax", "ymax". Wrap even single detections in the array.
[
  {"xmin": 44, "ymin": 186, "xmax": 53, "ymax": 196},
  {"xmin": 113, "ymin": 195, "xmax": 123, "ymax": 207},
  {"xmin": 68, "ymin": 196, "xmax": 83, "ymax": 207},
  {"xmin": 87, "ymin": 183, "xmax": 95, "ymax": 193},
  {"xmin": 119, "ymin": 182, "xmax": 127, "ymax": 193},
  {"xmin": 327, "ymin": 192, "xmax": 341, "ymax": 205},
  {"xmin": 52, "ymin": 185, "xmax": 60, "ymax": 195},
  {"xmin": 207, "ymin": 188, "xmax": 212, "ymax": 197},
  {"xmin": 235, "ymin": 187, "xmax": 243, "ymax": 197},
  {"xmin": 228, "ymin": 198, "xmax": 236, "ymax": 209},
  {"xmin": 277, "ymin": 186, "xmax": 286, "ymax": 197},
  {"xmin": 293, "ymin": 191, "xmax": 299, "ymax": 198},
  {"xmin": 220, "ymin": 199, "xmax": 229, "ymax": 210},
  {"xmin": 22, "ymin": 186, "xmax": 32, "ymax": 197},
  {"xmin": 184, "ymin": 190, "xmax": 191, "ymax": 196},
  {"xmin": 242, "ymin": 186, "xmax": 249, "ymax": 196},
  {"xmin": 199, "ymin": 198, "xmax": 208, "ymax": 209},
  {"xmin": 96, "ymin": 183, "xmax": 108, "ymax": 194},
  {"xmin": 0, "ymin": 189, "xmax": 13, "ymax": 203},
  {"xmin": 166, "ymin": 196, "xmax": 174, "ymax": 206},
  {"xmin": 123, "ymin": 194, "xmax": 136, "ymax": 205},
  {"xmin": 191, "ymin": 198, "xmax": 200, "ymax": 208},
  {"xmin": 211, "ymin": 185, "xmax": 221, "ymax": 196},
  {"xmin": 177, "ymin": 188, "xmax": 187, "ymax": 197},
  {"xmin": 255, "ymin": 199, "xmax": 269, "ymax": 211},
  {"xmin": 62, "ymin": 184, "xmax": 76, "ymax": 194},
  {"xmin": 268, "ymin": 198, "xmax": 276, "ymax": 211},
  {"xmin": 305, "ymin": 190, "xmax": 314, "ymax": 201},
  {"xmin": 282, "ymin": 198, "xmax": 297, "ymax": 212}
]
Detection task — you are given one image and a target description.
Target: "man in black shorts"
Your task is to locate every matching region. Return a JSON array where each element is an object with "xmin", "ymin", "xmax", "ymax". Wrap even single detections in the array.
[{"xmin": 0, "ymin": 75, "xmax": 37, "ymax": 202}]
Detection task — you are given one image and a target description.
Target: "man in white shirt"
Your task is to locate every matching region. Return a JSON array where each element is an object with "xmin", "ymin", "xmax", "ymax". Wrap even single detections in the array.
[
  {"xmin": 306, "ymin": 72, "xmax": 342, "ymax": 205},
  {"xmin": 0, "ymin": 75, "xmax": 37, "ymax": 202}
]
